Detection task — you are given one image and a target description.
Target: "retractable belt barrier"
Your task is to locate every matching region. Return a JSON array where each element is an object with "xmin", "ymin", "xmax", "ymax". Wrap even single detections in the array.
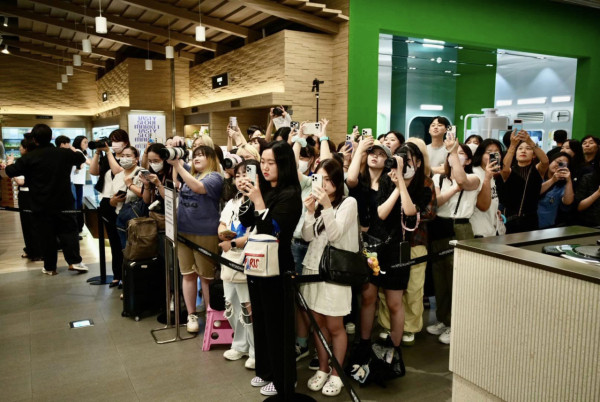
[{"xmin": 0, "ymin": 206, "xmax": 81, "ymax": 214}]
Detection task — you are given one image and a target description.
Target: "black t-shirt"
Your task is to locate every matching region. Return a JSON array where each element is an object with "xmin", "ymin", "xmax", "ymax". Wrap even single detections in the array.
[
  {"xmin": 6, "ymin": 144, "xmax": 86, "ymax": 212},
  {"xmin": 501, "ymin": 165, "xmax": 542, "ymax": 218}
]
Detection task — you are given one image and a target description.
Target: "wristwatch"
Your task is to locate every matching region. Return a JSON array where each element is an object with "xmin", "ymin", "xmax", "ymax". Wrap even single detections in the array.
[{"xmin": 231, "ymin": 240, "xmax": 237, "ymax": 249}]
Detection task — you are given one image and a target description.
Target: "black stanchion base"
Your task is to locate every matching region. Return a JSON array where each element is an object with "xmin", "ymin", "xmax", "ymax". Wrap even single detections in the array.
[
  {"xmin": 87, "ymin": 275, "xmax": 114, "ymax": 285},
  {"xmin": 265, "ymin": 393, "xmax": 316, "ymax": 402}
]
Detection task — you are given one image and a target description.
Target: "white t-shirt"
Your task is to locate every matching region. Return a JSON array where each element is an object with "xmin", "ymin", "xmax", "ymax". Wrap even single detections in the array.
[
  {"xmin": 469, "ymin": 167, "xmax": 500, "ymax": 237},
  {"xmin": 293, "ymin": 174, "xmax": 313, "ymax": 239},
  {"xmin": 433, "ymin": 173, "xmax": 482, "ymax": 219},
  {"xmin": 111, "ymin": 168, "xmax": 142, "ymax": 214},
  {"xmin": 427, "ymin": 144, "xmax": 448, "ymax": 172},
  {"xmin": 219, "ymin": 197, "xmax": 249, "ymax": 283}
]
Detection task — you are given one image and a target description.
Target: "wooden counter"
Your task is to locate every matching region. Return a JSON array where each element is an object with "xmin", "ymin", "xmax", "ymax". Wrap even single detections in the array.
[{"xmin": 450, "ymin": 226, "xmax": 600, "ymax": 401}]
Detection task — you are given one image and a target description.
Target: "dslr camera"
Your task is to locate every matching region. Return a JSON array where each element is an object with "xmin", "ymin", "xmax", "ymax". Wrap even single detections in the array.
[
  {"xmin": 159, "ymin": 145, "xmax": 188, "ymax": 161},
  {"xmin": 272, "ymin": 106, "xmax": 284, "ymax": 117},
  {"xmin": 223, "ymin": 153, "xmax": 243, "ymax": 169},
  {"xmin": 88, "ymin": 137, "xmax": 111, "ymax": 150},
  {"xmin": 385, "ymin": 150, "xmax": 408, "ymax": 174}
]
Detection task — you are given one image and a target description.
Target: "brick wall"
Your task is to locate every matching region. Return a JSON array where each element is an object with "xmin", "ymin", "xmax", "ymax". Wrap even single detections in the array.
[
  {"xmin": 97, "ymin": 62, "xmax": 130, "ymax": 114},
  {"xmin": 0, "ymin": 56, "xmax": 97, "ymax": 115}
]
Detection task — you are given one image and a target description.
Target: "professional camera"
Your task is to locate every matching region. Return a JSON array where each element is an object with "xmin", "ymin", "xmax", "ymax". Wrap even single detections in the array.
[
  {"xmin": 272, "ymin": 106, "xmax": 284, "ymax": 117},
  {"xmin": 223, "ymin": 153, "xmax": 243, "ymax": 169},
  {"xmin": 384, "ymin": 150, "xmax": 408, "ymax": 174},
  {"xmin": 159, "ymin": 146, "xmax": 187, "ymax": 161},
  {"xmin": 88, "ymin": 137, "xmax": 110, "ymax": 150}
]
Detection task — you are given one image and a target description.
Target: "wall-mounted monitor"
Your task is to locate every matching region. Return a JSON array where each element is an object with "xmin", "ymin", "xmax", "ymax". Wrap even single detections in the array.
[{"xmin": 212, "ymin": 73, "xmax": 229, "ymax": 89}]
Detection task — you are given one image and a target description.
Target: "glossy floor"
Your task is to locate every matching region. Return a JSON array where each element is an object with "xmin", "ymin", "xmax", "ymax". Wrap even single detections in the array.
[{"xmin": 0, "ymin": 210, "xmax": 452, "ymax": 402}]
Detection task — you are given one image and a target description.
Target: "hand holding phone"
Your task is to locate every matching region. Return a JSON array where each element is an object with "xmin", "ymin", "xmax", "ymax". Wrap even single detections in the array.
[
  {"xmin": 115, "ymin": 190, "xmax": 127, "ymax": 198},
  {"xmin": 311, "ymin": 174, "xmax": 323, "ymax": 194},
  {"xmin": 220, "ymin": 230, "xmax": 237, "ymax": 240},
  {"xmin": 246, "ymin": 165, "xmax": 257, "ymax": 186}
]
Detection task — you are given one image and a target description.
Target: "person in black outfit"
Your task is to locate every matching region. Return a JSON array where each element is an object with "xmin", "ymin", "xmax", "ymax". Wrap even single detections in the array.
[
  {"xmin": 2, "ymin": 124, "xmax": 88, "ymax": 275},
  {"xmin": 499, "ymin": 129, "xmax": 549, "ymax": 233},
  {"xmin": 574, "ymin": 160, "xmax": 600, "ymax": 227},
  {"xmin": 238, "ymin": 141, "xmax": 302, "ymax": 399},
  {"xmin": 546, "ymin": 130, "xmax": 568, "ymax": 160},
  {"xmin": 89, "ymin": 129, "xmax": 129, "ymax": 287}
]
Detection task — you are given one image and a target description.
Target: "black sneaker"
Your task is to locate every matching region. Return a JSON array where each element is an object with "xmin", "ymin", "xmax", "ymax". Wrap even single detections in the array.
[
  {"xmin": 308, "ymin": 353, "xmax": 319, "ymax": 370},
  {"xmin": 295, "ymin": 344, "xmax": 309, "ymax": 361}
]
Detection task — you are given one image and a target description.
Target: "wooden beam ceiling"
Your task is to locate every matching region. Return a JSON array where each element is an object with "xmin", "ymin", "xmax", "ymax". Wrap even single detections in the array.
[
  {"xmin": 29, "ymin": 0, "xmax": 220, "ymax": 53},
  {"xmin": 120, "ymin": 0, "xmax": 259, "ymax": 40},
  {"xmin": 227, "ymin": 0, "xmax": 339, "ymax": 34},
  {"xmin": 0, "ymin": 25, "xmax": 116, "ymax": 59},
  {"xmin": 4, "ymin": 49, "xmax": 97, "ymax": 74},
  {"xmin": 1, "ymin": 3, "xmax": 196, "ymax": 61},
  {"xmin": 1, "ymin": 38, "xmax": 105, "ymax": 67}
]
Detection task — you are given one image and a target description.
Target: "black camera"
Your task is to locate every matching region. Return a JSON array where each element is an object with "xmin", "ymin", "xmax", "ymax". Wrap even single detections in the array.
[
  {"xmin": 223, "ymin": 154, "xmax": 242, "ymax": 169},
  {"xmin": 384, "ymin": 151, "xmax": 408, "ymax": 174},
  {"xmin": 88, "ymin": 137, "xmax": 110, "ymax": 150},
  {"xmin": 159, "ymin": 146, "xmax": 187, "ymax": 161},
  {"xmin": 272, "ymin": 107, "xmax": 284, "ymax": 117}
]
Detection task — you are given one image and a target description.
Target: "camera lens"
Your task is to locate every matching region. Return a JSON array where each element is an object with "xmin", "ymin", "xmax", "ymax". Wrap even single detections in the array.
[
  {"xmin": 384, "ymin": 157, "xmax": 397, "ymax": 170},
  {"xmin": 158, "ymin": 146, "xmax": 186, "ymax": 161}
]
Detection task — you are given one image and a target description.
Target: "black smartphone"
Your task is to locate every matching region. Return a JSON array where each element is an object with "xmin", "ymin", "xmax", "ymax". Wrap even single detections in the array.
[{"xmin": 116, "ymin": 190, "xmax": 127, "ymax": 197}]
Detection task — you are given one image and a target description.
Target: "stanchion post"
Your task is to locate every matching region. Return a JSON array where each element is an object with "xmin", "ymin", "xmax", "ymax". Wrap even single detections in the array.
[{"xmin": 88, "ymin": 205, "xmax": 113, "ymax": 285}]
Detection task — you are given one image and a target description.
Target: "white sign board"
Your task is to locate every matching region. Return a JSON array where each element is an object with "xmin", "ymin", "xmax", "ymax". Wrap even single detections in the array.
[
  {"xmin": 164, "ymin": 187, "xmax": 175, "ymax": 242},
  {"xmin": 128, "ymin": 113, "xmax": 166, "ymax": 156}
]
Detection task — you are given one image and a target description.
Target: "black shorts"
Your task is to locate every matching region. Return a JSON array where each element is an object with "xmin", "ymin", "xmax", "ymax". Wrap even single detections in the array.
[{"xmin": 368, "ymin": 243, "xmax": 410, "ymax": 290}]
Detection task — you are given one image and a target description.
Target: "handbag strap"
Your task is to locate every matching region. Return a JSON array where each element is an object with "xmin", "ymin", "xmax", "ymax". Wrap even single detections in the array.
[{"xmin": 517, "ymin": 165, "xmax": 532, "ymax": 217}]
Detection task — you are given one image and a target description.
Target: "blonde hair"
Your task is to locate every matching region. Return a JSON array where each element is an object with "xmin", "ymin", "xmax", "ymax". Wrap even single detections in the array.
[
  {"xmin": 192, "ymin": 134, "xmax": 215, "ymax": 150},
  {"xmin": 406, "ymin": 137, "xmax": 431, "ymax": 177},
  {"xmin": 236, "ymin": 143, "xmax": 260, "ymax": 161},
  {"xmin": 190, "ymin": 145, "xmax": 221, "ymax": 179}
]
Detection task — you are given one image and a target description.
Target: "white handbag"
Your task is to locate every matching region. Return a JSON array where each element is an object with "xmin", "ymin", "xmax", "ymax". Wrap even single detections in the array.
[{"xmin": 243, "ymin": 234, "xmax": 280, "ymax": 277}]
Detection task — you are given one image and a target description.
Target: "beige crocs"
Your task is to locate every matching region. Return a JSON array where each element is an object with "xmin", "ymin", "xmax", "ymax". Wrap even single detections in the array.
[
  {"xmin": 307, "ymin": 367, "xmax": 331, "ymax": 391},
  {"xmin": 322, "ymin": 375, "xmax": 343, "ymax": 397}
]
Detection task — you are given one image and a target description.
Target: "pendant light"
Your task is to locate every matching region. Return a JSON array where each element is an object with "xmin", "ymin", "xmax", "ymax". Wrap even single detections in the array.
[
  {"xmin": 56, "ymin": 82, "xmax": 63, "ymax": 90},
  {"xmin": 95, "ymin": 0, "xmax": 107, "ymax": 34},
  {"xmin": 145, "ymin": 39, "xmax": 152, "ymax": 70},
  {"xmin": 73, "ymin": 54, "xmax": 82, "ymax": 66},
  {"xmin": 1, "ymin": 44, "xmax": 9, "ymax": 54},
  {"xmin": 196, "ymin": 1, "xmax": 205, "ymax": 42},
  {"xmin": 165, "ymin": 19, "xmax": 174, "ymax": 59},
  {"xmin": 61, "ymin": 74, "xmax": 68, "ymax": 83},
  {"xmin": 66, "ymin": 65, "xmax": 74, "ymax": 76},
  {"xmin": 82, "ymin": 4, "xmax": 92, "ymax": 54}
]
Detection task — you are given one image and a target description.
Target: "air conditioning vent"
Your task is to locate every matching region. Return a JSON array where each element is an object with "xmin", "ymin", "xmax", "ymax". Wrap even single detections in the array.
[{"xmin": 517, "ymin": 112, "xmax": 544, "ymax": 123}]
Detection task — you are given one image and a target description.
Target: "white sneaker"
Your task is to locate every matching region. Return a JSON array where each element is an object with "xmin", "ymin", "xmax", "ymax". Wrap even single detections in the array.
[
  {"xmin": 250, "ymin": 376, "xmax": 269, "ymax": 387},
  {"xmin": 426, "ymin": 322, "xmax": 447, "ymax": 336},
  {"xmin": 41, "ymin": 268, "xmax": 58, "ymax": 276},
  {"xmin": 69, "ymin": 262, "xmax": 88, "ymax": 273},
  {"xmin": 402, "ymin": 331, "xmax": 415, "ymax": 346},
  {"xmin": 245, "ymin": 357, "xmax": 255, "ymax": 369},
  {"xmin": 379, "ymin": 330, "xmax": 390, "ymax": 340},
  {"xmin": 439, "ymin": 327, "xmax": 451, "ymax": 344},
  {"xmin": 223, "ymin": 349, "xmax": 248, "ymax": 361},
  {"xmin": 186, "ymin": 313, "xmax": 199, "ymax": 333}
]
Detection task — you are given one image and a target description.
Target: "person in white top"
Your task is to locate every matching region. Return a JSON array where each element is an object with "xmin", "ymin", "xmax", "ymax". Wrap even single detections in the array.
[
  {"xmin": 301, "ymin": 159, "xmax": 358, "ymax": 397},
  {"xmin": 217, "ymin": 160, "xmax": 257, "ymax": 370},
  {"xmin": 427, "ymin": 133, "xmax": 481, "ymax": 345},
  {"xmin": 427, "ymin": 116, "xmax": 451, "ymax": 175},
  {"xmin": 71, "ymin": 136, "xmax": 91, "ymax": 234},
  {"xmin": 470, "ymin": 139, "xmax": 505, "ymax": 237}
]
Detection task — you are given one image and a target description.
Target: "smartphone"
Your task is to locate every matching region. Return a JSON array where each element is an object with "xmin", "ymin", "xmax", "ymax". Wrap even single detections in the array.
[
  {"xmin": 303, "ymin": 122, "xmax": 321, "ymax": 135},
  {"xmin": 362, "ymin": 128, "xmax": 372, "ymax": 138},
  {"xmin": 290, "ymin": 121, "xmax": 299, "ymax": 130},
  {"xmin": 139, "ymin": 169, "xmax": 150, "ymax": 177},
  {"xmin": 246, "ymin": 165, "xmax": 257, "ymax": 185},
  {"xmin": 312, "ymin": 174, "xmax": 323, "ymax": 193},
  {"xmin": 345, "ymin": 134, "xmax": 353, "ymax": 149},
  {"xmin": 558, "ymin": 161, "xmax": 568, "ymax": 169},
  {"xmin": 116, "ymin": 190, "xmax": 127, "ymax": 197},
  {"xmin": 220, "ymin": 230, "xmax": 237, "ymax": 240},
  {"xmin": 513, "ymin": 119, "xmax": 523, "ymax": 132},
  {"xmin": 489, "ymin": 152, "xmax": 500, "ymax": 170},
  {"xmin": 352, "ymin": 125, "xmax": 359, "ymax": 132},
  {"xmin": 447, "ymin": 125, "xmax": 457, "ymax": 138},
  {"xmin": 229, "ymin": 116, "xmax": 237, "ymax": 128}
]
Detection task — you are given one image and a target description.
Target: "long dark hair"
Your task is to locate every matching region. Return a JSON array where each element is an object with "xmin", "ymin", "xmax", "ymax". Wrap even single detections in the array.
[
  {"xmin": 564, "ymin": 139, "xmax": 584, "ymax": 174},
  {"xmin": 313, "ymin": 158, "xmax": 345, "ymax": 233},
  {"xmin": 400, "ymin": 142, "xmax": 426, "ymax": 202},
  {"xmin": 472, "ymin": 138, "xmax": 504, "ymax": 168},
  {"xmin": 147, "ymin": 143, "xmax": 173, "ymax": 177},
  {"xmin": 72, "ymin": 135, "xmax": 87, "ymax": 150},
  {"xmin": 545, "ymin": 151, "xmax": 572, "ymax": 181},
  {"xmin": 260, "ymin": 141, "xmax": 300, "ymax": 193}
]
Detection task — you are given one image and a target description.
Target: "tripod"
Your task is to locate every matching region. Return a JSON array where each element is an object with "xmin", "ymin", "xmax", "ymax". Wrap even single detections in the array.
[{"xmin": 311, "ymin": 78, "xmax": 324, "ymax": 121}]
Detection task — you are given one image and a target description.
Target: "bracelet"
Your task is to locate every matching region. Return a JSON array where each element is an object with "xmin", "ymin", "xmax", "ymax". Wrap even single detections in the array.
[{"xmin": 320, "ymin": 136, "xmax": 329, "ymax": 142}]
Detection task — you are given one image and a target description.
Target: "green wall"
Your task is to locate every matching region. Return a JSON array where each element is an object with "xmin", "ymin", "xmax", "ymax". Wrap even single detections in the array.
[{"xmin": 348, "ymin": 0, "xmax": 600, "ymax": 140}]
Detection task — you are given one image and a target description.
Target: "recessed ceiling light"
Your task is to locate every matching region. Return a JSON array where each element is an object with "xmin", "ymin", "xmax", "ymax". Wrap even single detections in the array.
[
  {"xmin": 517, "ymin": 97, "xmax": 547, "ymax": 105},
  {"xmin": 420, "ymin": 104, "xmax": 444, "ymax": 111},
  {"xmin": 430, "ymin": 58, "xmax": 435, "ymax": 62},
  {"xmin": 423, "ymin": 44, "xmax": 444, "ymax": 49},
  {"xmin": 436, "ymin": 57, "xmax": 442, "ymax": 64},
  {"xmin": 444, "ymin": 70, "xmax": 451, "ymax": 73},
  {"xmin": 455, "ymin": 46, "xmax": 463, "ymax": 50},
  {"xmin": 424, "ymin": 38, "xmax": 445, "ymax": 44},
  {"xmin": 453, "ymin": 73, "xmax": 461, "ymax": 77},
  {"xmin": 551, "ymin": 95, "xmax": 571, "ymax": 103},
  {"xmin": 405, "ymin": 40, "xmax": 415, "ymax": 43},
  {"xmin": 409, "ymin": 67, "xmax": 417, "ymax": 70},
  {"xmin": 496, "ymin": 100, "xmax": 513, "ymax": 106},
  {"xmin": 449, "ymin": 60, "xmax": 456, "ymax": 63},
  {"xmin": 486, "ymin": 64, "xmax": 494, "ymax": 67},
  {"xmin": 408, "ymin": 55, "xmax": 416, "ymax": 59}
]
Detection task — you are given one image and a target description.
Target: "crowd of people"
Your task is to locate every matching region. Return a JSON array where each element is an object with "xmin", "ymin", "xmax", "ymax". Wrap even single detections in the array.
[{"xmin": 2, "ymin": 111, "xmax": 599, "ymax": 397}]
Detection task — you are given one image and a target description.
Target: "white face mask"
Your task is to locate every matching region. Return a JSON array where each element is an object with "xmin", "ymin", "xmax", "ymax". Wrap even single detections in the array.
[
  {"xmin": 403, "ymin": 165, "xmax": 416, "ymax": 179},
  {"xmin": 458, "ymin": 155, "xmax": 467, "ymax": 166},
  {"xmin": 150, "ymin": 162, "xmax": 164, "ymax": 172},
  {"xmin": 111, "ymin": 143, "xmax": 125, "ymax": 154},
  {"xmin": 298, "ymin": 160, "xmax": 309, "ymax": 174},
  {"xmin": 119, "ymin": 158, "xmax": 136, "ymax": 169}
]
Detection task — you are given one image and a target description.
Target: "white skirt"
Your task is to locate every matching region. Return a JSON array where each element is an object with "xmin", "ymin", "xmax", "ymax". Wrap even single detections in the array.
[{"xmin": 300, "ymin": 266, "xmax": 351, "ymax": 317}]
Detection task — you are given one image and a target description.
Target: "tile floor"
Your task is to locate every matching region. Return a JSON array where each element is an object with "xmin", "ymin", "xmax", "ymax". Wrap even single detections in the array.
[{"xmin": 0, "ymin": 211, "xmax": 452, "ymax": 402}]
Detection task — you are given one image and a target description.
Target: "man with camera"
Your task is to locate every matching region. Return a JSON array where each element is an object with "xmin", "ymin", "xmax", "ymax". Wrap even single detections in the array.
[{"xmin": 1, "ymin": 124, "xmax": 88, "ymax": 275}]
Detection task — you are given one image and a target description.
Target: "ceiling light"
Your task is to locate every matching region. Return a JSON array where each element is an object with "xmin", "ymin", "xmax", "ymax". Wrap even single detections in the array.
[
  {"xmin": 453, "ymin": 73, "xmax": 461, "ymax": 77},
  {"xmin": 551, "ymin": 96, "xmax": 571, "ymax": 103},
  {"xmin": 1, "ymin": 44, "xmax": 9, "ymax": 54},
  {"xmin": 486, "ymin": 64, "xmax": 494, "ymax": 67},
  {"xmin": 423, "ymin": 44, "xmax": 444, "ymax": 49},
  {"xmin": 2, "ymin": 17, "xmax": 7, "ymax": 27},
  {"xmin": 436, "ymin": 57, "xmax": 442, "ymax": 64},
  {"xmin": 73, "ymin": 54, "xmax": 82, "ymax": 66},
  {"xmin": 517, "ymin": 97, "xmax": 547, "ymax": 105},
  {"xmin": 82, "ymin": 39, "xmax": 92, "ymax": 54},
  {"xmin": 405, "ymin": 40, "xmax": 415, "ymax": 43},
  {"xmin": 430, "ymin": 58, "xmax": 435, "ymax": 62},
  {"xmin": 536, "ymin": 56, "xmax": 546, "ymax": 60},
  {"xmin": 409, "ymin": 67, "xmax": 416, "ymax": 70},
  {"xmin": 496, "ymin": 99, "xmax": 513, "ymax": 106},
  {"xmin": 165, "ymin": 45, "xmax": 174, "ymax": 59},
  {"xmin": 455, "ymin": 46, "xmax": 463, "ymax": 50},
  {"xmin": 196, "ymin": 1, "xmax": 205, "ymax": 42},
  {"xmin": 66, "ymin": 65, "xmax": 74, "ymax": 76},
  {"xmin": 61, "ymin": 74, "xmax": 68, "ymax": 83},
  {"xmin": 408, "ymin": 55, "xmax": 416, "ymax": 59},
  {"xmin": 424, "ymin": 38, "xmax": 445, "ymax": 44},
  {"xmin": 95, "ymin": 1, "xmax": 107, "ymax": 34},
  {"xmin": 145, "ymin": 59, "xmax": 153, "ymax": 71},
  {"xmin": 449, "ymin": 60, "xmax": 456, "ymax": 63},
  {"xmin": 444, "ymin": 70, "xmax": 451, "ymax": 73},
  {"xmin": 56, "ymin": 82, "xmax": 63, "ymax": 90},
  {"xmin": 420, "ymin": 104, "xmax": 443, "ymax": 111}
]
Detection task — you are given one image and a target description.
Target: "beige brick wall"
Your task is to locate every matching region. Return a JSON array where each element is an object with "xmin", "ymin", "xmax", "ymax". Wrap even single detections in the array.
[
  {"xmin": 0, "ymin": 56, "xmax": 97, "ymax": 115},
  {"xmin": 97, "ymin": 62, "xmax": 130, "ymax": 114}
]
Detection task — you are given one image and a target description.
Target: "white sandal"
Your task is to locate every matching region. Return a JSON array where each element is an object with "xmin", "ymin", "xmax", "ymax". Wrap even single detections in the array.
[
  {"xmin": 322, "ymin": 375, "xmax": 343, "ymax": 397},
  {"xmin": 307, "ymin": 368, "xmax": 331, "ymax": 391}
]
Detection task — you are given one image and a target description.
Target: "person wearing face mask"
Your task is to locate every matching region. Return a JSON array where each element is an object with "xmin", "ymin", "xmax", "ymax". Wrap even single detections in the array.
[
  {"xmin": 89, "ymin": 129, "xmax": 130, "ymax": 288},
  {"xmin": 140, "ymin": 143, "xmax": 173, "ymax": 236},
  {"xmin": 111, "ymin": 146, "xmax": 143, "ymax": 249},
  {"xmin": 427, "ymin": 135, "xmax": 481, "ymax": 345}
]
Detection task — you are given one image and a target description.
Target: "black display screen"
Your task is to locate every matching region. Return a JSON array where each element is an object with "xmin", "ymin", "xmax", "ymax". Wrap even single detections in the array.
[{"xmin": 212, "ymin": 73, "xmax": 228, "ymax": 89}]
